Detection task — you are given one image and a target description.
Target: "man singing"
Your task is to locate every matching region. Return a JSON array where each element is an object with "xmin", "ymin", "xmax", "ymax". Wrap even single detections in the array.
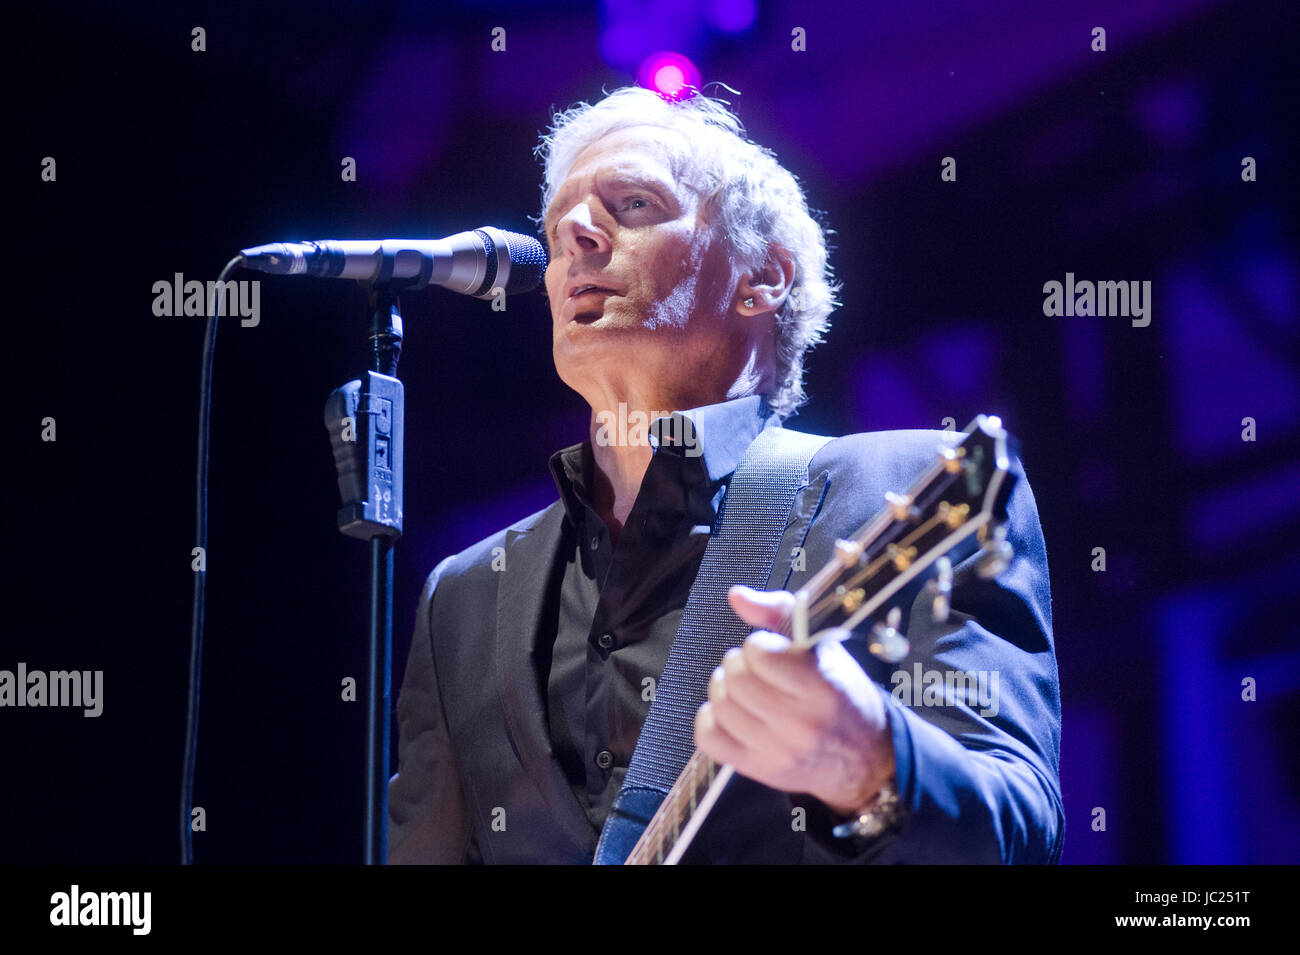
[{"xmin": 387, "ymin": 86, "xmax": 1063, "ymax": 864}]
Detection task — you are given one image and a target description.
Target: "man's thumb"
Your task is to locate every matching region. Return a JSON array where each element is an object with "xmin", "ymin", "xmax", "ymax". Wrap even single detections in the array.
[{"xmin": 727, "ymin": 585, "xmax": 795, "ymax": 631}]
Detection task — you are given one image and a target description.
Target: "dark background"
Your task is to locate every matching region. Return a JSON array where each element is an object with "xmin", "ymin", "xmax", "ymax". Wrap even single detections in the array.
[{"xmin": 8, "ymin": 0, "xmax": 1297, "ymax": 864}]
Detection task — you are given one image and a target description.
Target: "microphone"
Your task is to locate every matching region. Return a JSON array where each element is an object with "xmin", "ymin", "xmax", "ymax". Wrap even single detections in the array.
[{"xmin": 239, "ymin": 226, "xmax": 547, "ymax": 298}]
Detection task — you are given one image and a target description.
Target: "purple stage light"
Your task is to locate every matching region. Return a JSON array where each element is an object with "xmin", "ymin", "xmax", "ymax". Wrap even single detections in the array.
[
  {"xmin": 706, "ymin": 0, "xmax": 757, "ymax": 33},
  {"xmin": 637, "ymin": 52, "xmax": 701, "ymax": 100}
]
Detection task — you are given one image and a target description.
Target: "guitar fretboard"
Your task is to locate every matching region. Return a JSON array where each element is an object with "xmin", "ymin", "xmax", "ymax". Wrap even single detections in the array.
[{"xmin": 625, "ymin": 750, "xmax": 720, "ymax": 865}]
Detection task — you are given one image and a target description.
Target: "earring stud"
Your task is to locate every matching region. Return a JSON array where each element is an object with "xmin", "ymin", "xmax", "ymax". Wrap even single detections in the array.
[{"xmin": 743, "ymin": 297, "xmax": 754, "ymax": 309}]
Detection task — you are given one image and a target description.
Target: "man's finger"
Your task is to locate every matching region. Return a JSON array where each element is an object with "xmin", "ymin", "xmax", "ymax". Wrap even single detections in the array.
[
  {"xmin": 708, "ymin": 664, "xmax": 781, "ymax": 748},
  {"xmin": 718, "ymin": 646, "xmax": 802, "ymax": 718},
  {"xmin": 740, "ymin": 629, "xmax": 827, "ymax": 698},
  {"xmin": 694, "ymin": 701, "xmax": 748, "ymax": 766}
]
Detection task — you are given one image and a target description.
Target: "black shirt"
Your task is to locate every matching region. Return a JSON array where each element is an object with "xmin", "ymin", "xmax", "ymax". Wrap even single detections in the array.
[{"xmin": 544, "ymin": 395, "xmax": 778, "ymax": 833}]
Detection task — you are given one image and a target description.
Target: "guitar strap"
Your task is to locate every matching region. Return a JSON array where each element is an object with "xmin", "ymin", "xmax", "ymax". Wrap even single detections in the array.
[{"xmin": 593, "ymin": 424, "xmax": 832, "ymax": 864}]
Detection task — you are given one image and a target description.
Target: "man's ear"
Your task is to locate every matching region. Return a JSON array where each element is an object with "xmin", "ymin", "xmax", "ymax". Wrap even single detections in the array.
[{"xmin": 736, "ymin": 245, "xmax": 796, "ymax": 316}]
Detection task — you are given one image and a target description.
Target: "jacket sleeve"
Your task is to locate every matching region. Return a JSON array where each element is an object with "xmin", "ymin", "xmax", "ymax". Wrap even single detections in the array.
[
  {"xmin": 802, "ymin": 448, "xmax": 1064, "ymax": 864},
  {"xmin": 387, "ymin": 559, "xmax": 478, "ymax": 864}
]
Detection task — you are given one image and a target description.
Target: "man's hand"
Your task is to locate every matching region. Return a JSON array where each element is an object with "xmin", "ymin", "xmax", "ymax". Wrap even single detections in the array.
[{"xmin": 693, "ymin": 585, "xmax": 897, "ymax": 816}]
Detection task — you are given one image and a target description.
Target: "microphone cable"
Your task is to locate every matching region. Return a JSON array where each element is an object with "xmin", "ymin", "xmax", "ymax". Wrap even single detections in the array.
[{"xmin": 182, "ymin": 254, "xmax": 246, "ymax": 864}]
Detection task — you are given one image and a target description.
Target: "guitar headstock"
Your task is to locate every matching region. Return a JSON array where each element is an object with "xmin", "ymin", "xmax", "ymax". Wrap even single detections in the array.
[{"xmin": 792, "ymin": 414, "xmax": 1018, "ymax": 662}]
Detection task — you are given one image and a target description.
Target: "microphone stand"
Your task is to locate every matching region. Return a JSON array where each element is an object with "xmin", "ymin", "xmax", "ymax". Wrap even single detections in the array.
[
  {"xmin": 312, "ymin": 232, "xmax": 538, "ymax": 863},
  {"xmin": 324, "ymin": 277, "xmax": 409, "ymax": 865}
]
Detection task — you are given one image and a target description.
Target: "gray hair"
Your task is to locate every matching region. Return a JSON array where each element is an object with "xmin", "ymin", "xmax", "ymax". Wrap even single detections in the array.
[{"xmin": 535, "ymin": 86, "xmax": 839, "ymax": 419}]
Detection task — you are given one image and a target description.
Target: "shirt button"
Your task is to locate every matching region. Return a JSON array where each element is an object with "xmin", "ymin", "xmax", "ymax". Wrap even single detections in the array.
[
  {"xmin": 597, "ymin": 632, "xmax": 614, "ymax": 650},
  {"xmin": 595, "ymin": 750, "xmax": 615, "ymax": 770}
]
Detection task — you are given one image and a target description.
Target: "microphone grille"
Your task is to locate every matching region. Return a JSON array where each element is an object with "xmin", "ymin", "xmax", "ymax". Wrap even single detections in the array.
[{"xmin": 497, "ymin": 230, "xmax": 548, "ymax": 294}]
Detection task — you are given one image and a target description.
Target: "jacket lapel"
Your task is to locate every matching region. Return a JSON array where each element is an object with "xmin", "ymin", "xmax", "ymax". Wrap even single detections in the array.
[{"xmin": 494, "ymin": 503, "xmax": 597, "ymax": 856}]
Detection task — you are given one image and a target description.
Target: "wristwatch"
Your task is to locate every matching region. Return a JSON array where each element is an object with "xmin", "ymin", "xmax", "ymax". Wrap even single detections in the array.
[{"xmin": 831, "ymin": 780, "xmax": 903, "ymax": 841}]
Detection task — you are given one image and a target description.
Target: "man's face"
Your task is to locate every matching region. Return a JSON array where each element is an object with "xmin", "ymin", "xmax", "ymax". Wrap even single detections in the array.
[{"xmin": 543, "ymin": 125, "xmax": 742, "ymax": 403}]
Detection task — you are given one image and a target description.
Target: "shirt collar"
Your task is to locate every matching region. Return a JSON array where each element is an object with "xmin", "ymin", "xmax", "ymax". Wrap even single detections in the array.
[{"xmin": 547, "ymin": 394, "xmax": 780, "ymax": 527}]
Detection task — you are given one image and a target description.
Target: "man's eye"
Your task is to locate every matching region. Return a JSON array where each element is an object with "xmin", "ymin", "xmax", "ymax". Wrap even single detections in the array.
[{"xmin": 625, "ymin": 197, "xmax": 650, "ymax": 210}]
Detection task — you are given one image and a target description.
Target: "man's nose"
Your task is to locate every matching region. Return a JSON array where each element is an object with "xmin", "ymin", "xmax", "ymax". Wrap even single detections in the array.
[{"xmin": 557, "ymin": 202, "xmax": 609, "ymax": 256}]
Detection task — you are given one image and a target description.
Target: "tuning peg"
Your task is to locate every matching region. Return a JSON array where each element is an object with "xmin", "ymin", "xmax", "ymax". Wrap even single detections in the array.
[
  {"xmin": 884, "ymin": 491, "xmax": 915, "ymax": 521},
  {"xmin": 975, "ymin": 524, "xmax": 1014, "ymax": 579},
  {"xmin": 868, "ymin": 607, "xmax": 909, "ymax": 663},
  {"xmin": 924, "ymin": 556, "xmax": 953, "ymax": 623}
]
